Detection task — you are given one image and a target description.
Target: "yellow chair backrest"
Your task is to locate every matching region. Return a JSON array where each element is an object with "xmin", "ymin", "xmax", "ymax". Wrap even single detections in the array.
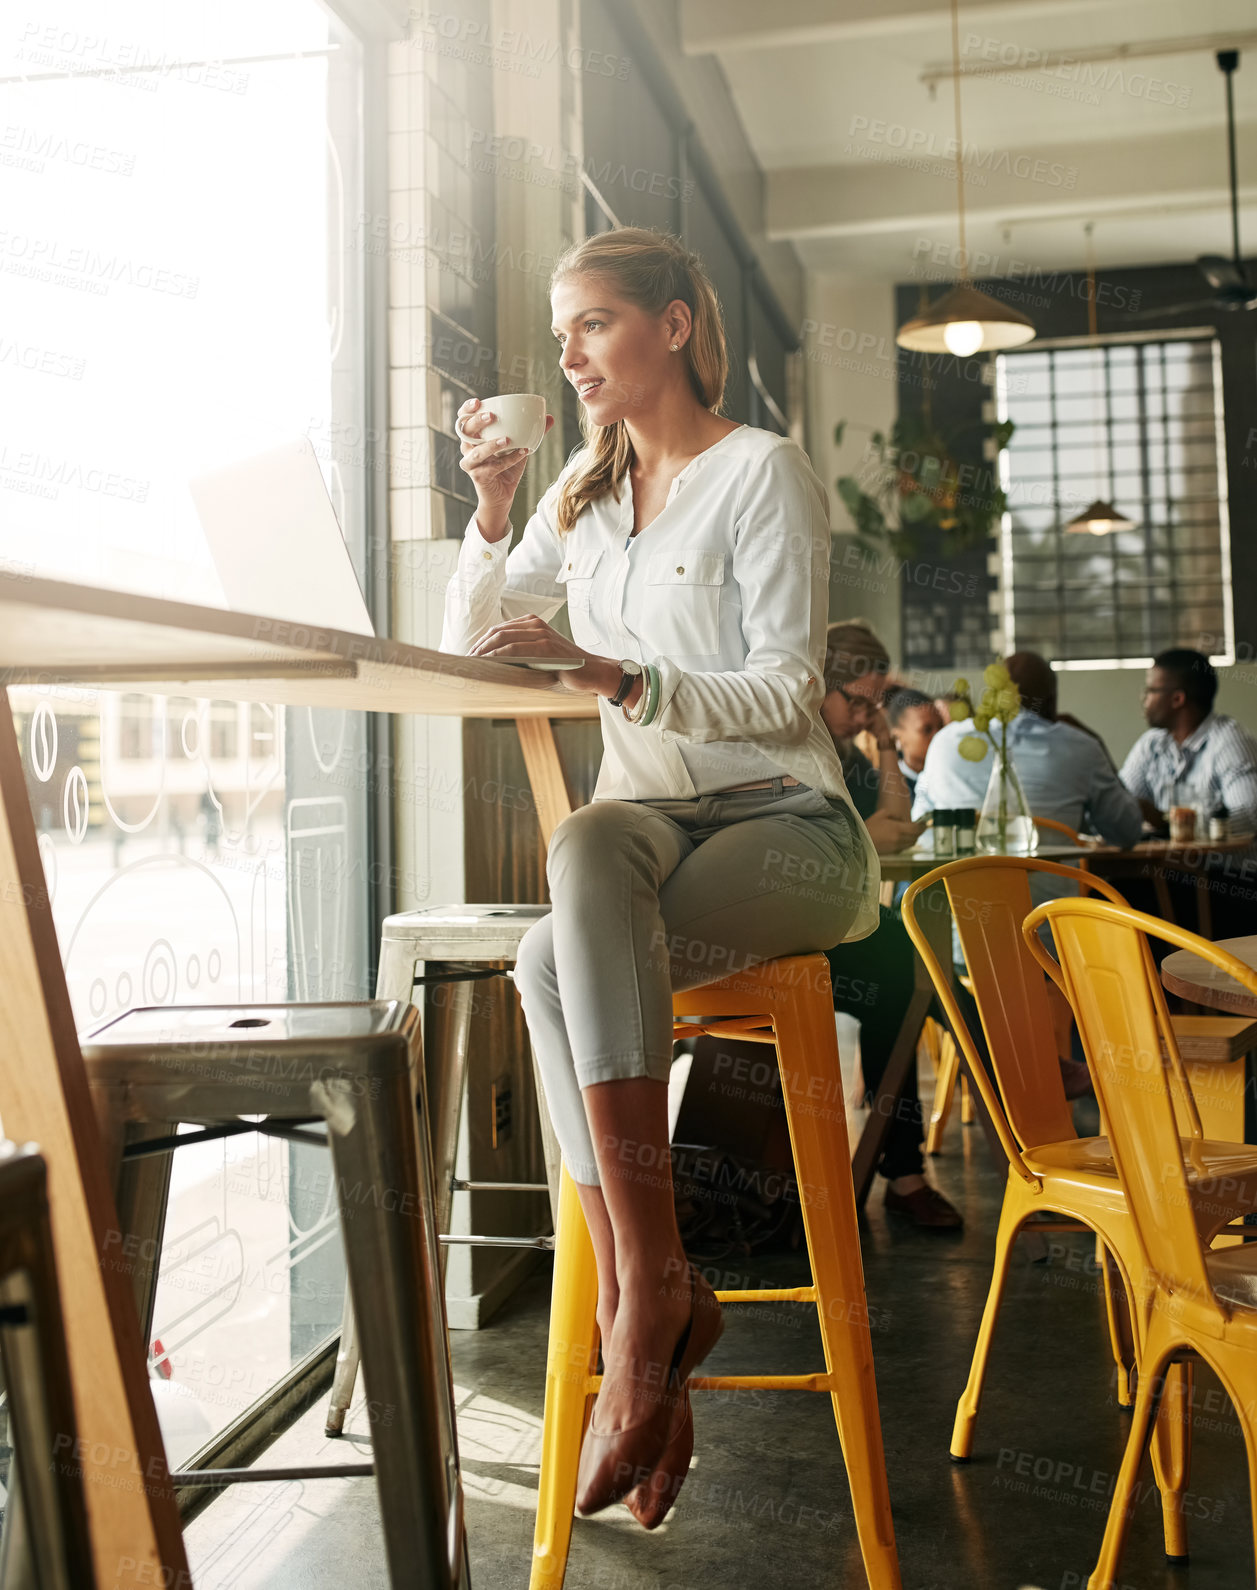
[
  {"xmin": 903, "ymin": 855, "xmax": 1128, "ymax": 1154},
  {"xmin": 1025, "ymin": 897, "xmax": 1257, "ymax": 1309}
]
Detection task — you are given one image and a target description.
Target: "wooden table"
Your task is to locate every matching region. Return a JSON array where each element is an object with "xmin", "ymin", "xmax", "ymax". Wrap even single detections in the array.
[
  {"xmin": 1079, "ymin": 834, "xmax": 1252, "ymax": 937},
  {"xmin": 1162, "ymin": 936, "xmax": 1257, "ymax": 1017},
  {"xmin": 0, "ymin": 571, "xmax": 597, "ymax": 1587}
]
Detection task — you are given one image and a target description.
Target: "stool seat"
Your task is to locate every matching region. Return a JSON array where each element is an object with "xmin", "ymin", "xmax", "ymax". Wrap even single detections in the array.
[
  {"xmin": 381, "ymin": 903, "xmax": 551, "ymax": 963},
  {"xmin": 530, "ymin": 953, "xmax": 902, "ymax": 1589}
]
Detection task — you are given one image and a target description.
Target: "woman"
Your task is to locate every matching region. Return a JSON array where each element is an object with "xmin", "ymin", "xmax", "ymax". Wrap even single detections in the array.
[
  {"xmin": 819, "ymin": 623, "xmax": 961, "ymax": 1230},
  {"xmin": 884, "ymin": 687, "xmax": 944, "ymax": 803},
  {"xmin": 441, "ymin": 228, "xmax": 879, "ymax": 1527}
]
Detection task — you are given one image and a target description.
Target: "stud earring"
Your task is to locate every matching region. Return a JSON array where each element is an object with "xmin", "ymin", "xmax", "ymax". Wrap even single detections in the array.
[{"xmin": 670, "ymin": 343, "xmax": 679, "ymax": 352}]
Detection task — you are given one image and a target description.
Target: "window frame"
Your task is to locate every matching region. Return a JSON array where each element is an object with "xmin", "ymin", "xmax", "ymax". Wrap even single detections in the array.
[{"xmin": 995, "ymin": 327, "xmax": 1235, "ymax": 670}]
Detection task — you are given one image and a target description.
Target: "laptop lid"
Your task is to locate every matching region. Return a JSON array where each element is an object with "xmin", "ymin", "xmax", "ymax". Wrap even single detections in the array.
[{"xmin": 189, "ymin": 436, "xmax": 375, "ymax": 638}]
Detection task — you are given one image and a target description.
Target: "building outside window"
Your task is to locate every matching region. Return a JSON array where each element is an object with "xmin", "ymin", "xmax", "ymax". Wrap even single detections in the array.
[
  {"xmin": 0, "ymin": 0, "xmax": 380, "ymax": 1470},
  {"xmin": 996, "ymin": 334, "xmax": 1233, "ymax": 667}
]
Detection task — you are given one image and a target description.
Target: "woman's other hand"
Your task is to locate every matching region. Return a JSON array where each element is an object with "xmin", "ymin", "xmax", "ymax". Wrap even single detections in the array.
[
  {"xmin": 864, "ymin": 812, "xmax": 926, "ymax": 854},
  {"xmin": 469, "ymin": 614, "xmax": 620, "ymax": 696}
]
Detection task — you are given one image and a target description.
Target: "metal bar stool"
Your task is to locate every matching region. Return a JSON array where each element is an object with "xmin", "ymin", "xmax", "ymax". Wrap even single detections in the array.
[
  {"xmin": 79, "ymin": 1001, "xmax": 468, "ymax": 1590},
  {"xmin": 326, "ymin": 904, "xmax": 562, "ymax": 1437},
  {"xmin": 0, "ymin": 1141, "xmax": 97, "ymax": 1590},
  {"xmin": 531, "ymin": 954, "xmax": 903, "ymax": 1589}
]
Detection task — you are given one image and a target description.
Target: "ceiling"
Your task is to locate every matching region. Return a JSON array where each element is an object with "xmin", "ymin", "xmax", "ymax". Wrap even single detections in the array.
[{"xmin": 681, "ymin": 0, "xmax": 1257, "ymax": 279}]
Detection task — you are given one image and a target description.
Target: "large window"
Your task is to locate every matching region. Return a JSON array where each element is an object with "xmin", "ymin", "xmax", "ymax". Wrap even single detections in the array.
[
  {"xmin": 0, "ymin": 0, "xmax": 379, "ymax": 1472},
  {"xmin": 995, "ymin": 335, "xmax": 1233, "ymax": 666}
]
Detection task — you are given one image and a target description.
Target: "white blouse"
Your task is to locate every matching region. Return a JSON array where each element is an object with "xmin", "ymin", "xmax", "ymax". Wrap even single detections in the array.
[{"xmin": 441, "ymin": 424, "xmax": 880, "ymax": 938}]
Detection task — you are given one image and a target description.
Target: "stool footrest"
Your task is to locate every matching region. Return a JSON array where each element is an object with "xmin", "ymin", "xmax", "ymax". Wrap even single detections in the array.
[
  {"xmin": 173, "ymin": 1463, "xmax": 375, "ymax": 1487},
  {"xmin": 450, "ymin": 1178, "xmax": 550, "ymax": 1194},
  {"xmin": 438, "ymin": 1233, "xmax": 554, "ymax": 1250},
  {"xmin": 585, "ymin": 1372, "xmax": 833, "ymax": 1394},
  {"xmin": 715, "ymin": 1286, "xmax": 816, "ymax": 1304}
]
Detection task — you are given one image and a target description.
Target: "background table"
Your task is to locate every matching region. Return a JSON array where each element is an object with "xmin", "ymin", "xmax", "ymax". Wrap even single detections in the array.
[
  {"xmin": 1162, "ymin": 936, "xmax": 1257, "ymax": 1017},
  {"xmin": 1079, "ymin": 834, "xmax": 1252, "ymax": 937}
]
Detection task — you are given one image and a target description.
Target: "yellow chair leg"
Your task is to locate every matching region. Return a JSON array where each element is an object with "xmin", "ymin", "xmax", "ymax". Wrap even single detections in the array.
[
  {"xmin": 1098, "ymin": 1242, "xmax": 1135, "ymax": 1410},
  {"xmin": 951, "ymin": 1190, "xmax": 1027, "ymax": 1460},
  {"xmin": 925, "ymin": 1025, "xmax": 960, "ymax": 1155},
  {"xmin": 959, "ymin": 1070, "xmax": 974, "ymax": 1125},
  {"xmin": 777, "ymin": 993, "xmax": 902, "ymax": 1590},
  {"xmin": 1087, "ymin": 1347, "xmax": 1170, "ymax": 1590},
  {"xmin": 1150, "ymin": 1362, "xmax": 1192, "ymax": 1563},
  {"xmin": 530, "ymin": 1168, "xmax": 599, "ymax": 1590}
]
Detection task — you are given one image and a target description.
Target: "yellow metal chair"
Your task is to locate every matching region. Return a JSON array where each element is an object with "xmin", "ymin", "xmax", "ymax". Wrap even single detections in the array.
[
  {"xmin": 530, "ymin": 954, "xmax": 902, "ymax": 1589},
  {"xmin": 923, "ymin": 1014, "xmax": 972, "ymax": 1155},
  {"xmin": 1024, "ymin": 898, "xmax": 1257, "ymax": 1589},
  {"xmin": 924, "ymin": 815, "xmax": 1084, "ymax": 1155},
  {"xmin": 901, "ymin": 856, "xmax": 1257, "ymax": 1499}
]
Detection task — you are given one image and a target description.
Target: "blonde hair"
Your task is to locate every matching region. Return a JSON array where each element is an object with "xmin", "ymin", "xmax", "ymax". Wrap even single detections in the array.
[
  {"xmin": 824, "ymin": 621, "xmax": 891, "ymax": 689},
  {"xmin": 550, "ymin": 228, "xmax": 729, "ymax": 536}
]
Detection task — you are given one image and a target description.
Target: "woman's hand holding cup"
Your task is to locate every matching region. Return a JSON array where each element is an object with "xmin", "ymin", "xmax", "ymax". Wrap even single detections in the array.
[{"xmin": 457, "ymin": 394, "xmax": 553, "ymax": 542}]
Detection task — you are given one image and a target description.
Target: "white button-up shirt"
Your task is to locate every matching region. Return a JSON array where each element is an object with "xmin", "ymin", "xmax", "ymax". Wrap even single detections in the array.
[{"xmin": 441, "ymin": 424, "xmax": 880, "ymax": 939}]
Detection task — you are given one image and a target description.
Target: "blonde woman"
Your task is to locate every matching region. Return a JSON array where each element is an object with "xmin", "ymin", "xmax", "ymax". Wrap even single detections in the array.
[{"xmin": 441, "ymin": 228, "xmax": 879, "ymax": 1528}]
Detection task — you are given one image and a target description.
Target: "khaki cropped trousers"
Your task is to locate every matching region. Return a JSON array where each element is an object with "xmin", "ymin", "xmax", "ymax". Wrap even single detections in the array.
[{"xmin": 512, "ymin": 780, "xmax": 868, "ymax": 1184}]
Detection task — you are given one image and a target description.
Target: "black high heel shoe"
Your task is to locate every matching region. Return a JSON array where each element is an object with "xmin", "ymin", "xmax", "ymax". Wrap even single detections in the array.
[{"xmin": 575, "ymin": 1263, "xmax": 722, "ymax": 1518}]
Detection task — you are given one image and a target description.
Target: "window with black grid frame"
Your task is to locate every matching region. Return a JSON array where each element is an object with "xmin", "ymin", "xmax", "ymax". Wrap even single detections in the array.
[{"xmin": 994, "ymin": 335, "xmax": 1233, "ymax": 666}]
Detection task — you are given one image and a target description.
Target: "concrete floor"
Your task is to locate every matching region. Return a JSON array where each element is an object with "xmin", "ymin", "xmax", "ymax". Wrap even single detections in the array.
[{"xmin": 183, "ymin": 1113, "xmax": 1254, "ymax": 1590}]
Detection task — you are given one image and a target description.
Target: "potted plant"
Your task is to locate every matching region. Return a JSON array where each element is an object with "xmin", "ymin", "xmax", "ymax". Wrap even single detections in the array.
[{"xmin": 833, "ymin": 411, "xmax": 1014, "ymax": 556}]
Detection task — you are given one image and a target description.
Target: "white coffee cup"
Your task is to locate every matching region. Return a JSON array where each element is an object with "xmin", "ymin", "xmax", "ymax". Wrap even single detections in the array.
[{"xmin": 455, "ymin": 393, "xmax": 548, "ymax": 454}]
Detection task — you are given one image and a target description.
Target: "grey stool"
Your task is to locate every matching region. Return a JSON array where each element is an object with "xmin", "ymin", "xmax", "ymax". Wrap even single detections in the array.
[
  {"xmin": 0, "ymin": 1142, "xmax": 96, "ymax": 1590},
  {"xmin": 80, "ymin": 1001, "xmax": 468, "ymax": 1590},
  {"xmin": 326, "ymin": 906, "xmax": 560, "ymax": 1438}
]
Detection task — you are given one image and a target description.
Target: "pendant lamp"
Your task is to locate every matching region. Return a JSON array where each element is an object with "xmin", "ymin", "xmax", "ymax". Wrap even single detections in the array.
[
  {"xmin": 896, "ymin": 0, "xmax": 1036, "ymax": 356},
  {"xmin": 1065, "ymin": 223, "xmax": 1135, "ymax": 536}
]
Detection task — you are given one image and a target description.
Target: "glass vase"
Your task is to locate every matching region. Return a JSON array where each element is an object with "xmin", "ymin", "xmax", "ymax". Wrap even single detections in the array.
[{"xmin": 976, "ymin": 750, "xmax": 1038, "ymax": 854}]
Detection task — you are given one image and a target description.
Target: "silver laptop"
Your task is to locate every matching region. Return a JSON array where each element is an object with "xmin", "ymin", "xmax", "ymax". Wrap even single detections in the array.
[{"xmin": 189, "ymin": 436, "xmax": 375, "ymax": 637}]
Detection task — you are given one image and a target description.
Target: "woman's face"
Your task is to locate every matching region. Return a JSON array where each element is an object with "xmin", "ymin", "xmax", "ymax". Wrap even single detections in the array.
[
  {"xmin": 893, "ymin": 703, "xmax": 944, "ymax": 772},
  {"xmin": 820, "ymin": 673, "xmax": 884, "ymax": 742},
  {"xmin": 550, "ymin": 273, "xmax": 688, "ymax": 427}
]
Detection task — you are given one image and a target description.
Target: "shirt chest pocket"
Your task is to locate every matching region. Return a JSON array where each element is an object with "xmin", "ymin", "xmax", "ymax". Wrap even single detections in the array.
[
  {"xmin": 644, "ymin": 549, "xmax": 726, "ymax": 656},
  {"xmin": 556, "ymin": 547, "xmax": 604, "ymax": 646}
]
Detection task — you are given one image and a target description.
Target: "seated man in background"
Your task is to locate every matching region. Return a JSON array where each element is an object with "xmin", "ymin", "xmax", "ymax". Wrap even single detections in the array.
[
  {"xmin": 913, "ymin": 651, "xmax": 1143, "ymax": 852},
  {"xmin": 1120, "ymin": 647, "xmax": 1257, "ymax": 938},
  {"xmin": 822, "ymin": 622, "xmax": 961, "ymax": 1230},
  {"xmin": 885, "ymin": 687, "xmax": 944, "ymax": 803}
]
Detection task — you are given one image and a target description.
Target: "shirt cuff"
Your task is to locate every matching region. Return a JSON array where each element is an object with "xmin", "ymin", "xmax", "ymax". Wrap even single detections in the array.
[{"xmin": 462, "ymin": 514, "xmax": 513, "ymax": 565}]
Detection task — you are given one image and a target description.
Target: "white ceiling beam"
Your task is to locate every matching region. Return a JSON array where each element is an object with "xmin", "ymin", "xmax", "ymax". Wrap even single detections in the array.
[
  {"xmin": 765, "ymin": 121, "xmax": 1257, "ymax": 243},
  {"xmin": 681, "ymin": 0, "xmax": 1105, "ymax": 55}
]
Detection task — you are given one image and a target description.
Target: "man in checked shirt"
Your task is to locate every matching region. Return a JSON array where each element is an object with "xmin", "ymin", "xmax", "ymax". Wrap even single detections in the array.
[{"xmin": 1120, "ymin": 647, "xmax": 1257, "ymax": 938}]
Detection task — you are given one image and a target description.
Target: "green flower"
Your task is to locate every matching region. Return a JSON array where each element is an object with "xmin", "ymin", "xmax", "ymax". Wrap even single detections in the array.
[
  {"xmin": 984, "ymin": 662, "xmax": 1011, "ymax": 689},
  {"xmin": 953, "ymin": 676, "xmax": 971, "ymax": 698},
  {"xmin": 958, "ymin": 735, "xmax": 990, "ymax": 762},
  {"xmin": 972, "ymin": 711, "xmax": 991, "ymax": 733},
  {"xmin": 996, "ymin": 687, "xmax": 1021, "ymax": 722}
]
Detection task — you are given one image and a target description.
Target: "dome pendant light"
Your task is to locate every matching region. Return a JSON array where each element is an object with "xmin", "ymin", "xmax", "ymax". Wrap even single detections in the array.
[
  {"xmin": 1065, "ymin": 224, "xmax": 1135, "ymax": 536},
  {"xmin": 1065, "ymin": 499, "xmax": 1136, "ymax": 535},
  {"xmin": 896, "ymin": 0, "xmax": 1036, "ymax": 356}
]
